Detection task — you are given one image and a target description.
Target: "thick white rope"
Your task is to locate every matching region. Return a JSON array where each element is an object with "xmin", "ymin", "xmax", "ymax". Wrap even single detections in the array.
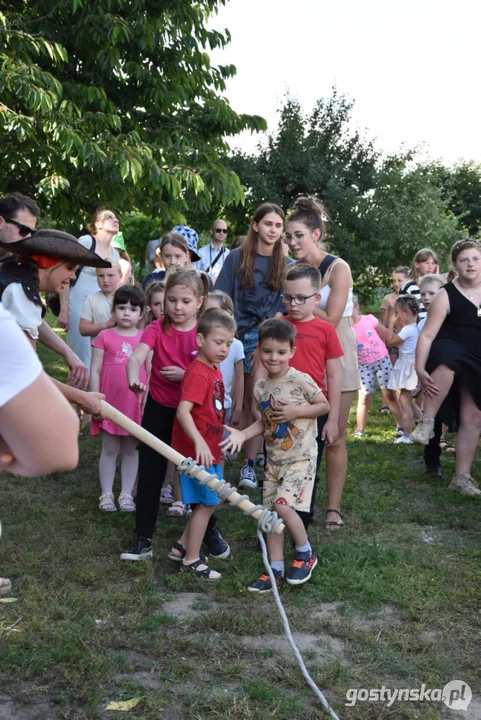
[{"xmin": 177, "ymin": 459, "xmax": 341, "ymax": 720}]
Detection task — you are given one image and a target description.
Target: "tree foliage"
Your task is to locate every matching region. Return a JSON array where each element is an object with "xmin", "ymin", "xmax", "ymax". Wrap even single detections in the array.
[
  {"xmin": 0, "ymin": 0, "xmax": 266, "ymax": 229},
  {"xmin": 225, "ymin": 90, "xmax": 462, "ymax": 297}
]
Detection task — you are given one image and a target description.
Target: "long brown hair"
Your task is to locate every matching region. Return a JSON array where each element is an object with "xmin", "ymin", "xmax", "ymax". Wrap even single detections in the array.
[
  {"xmin": 407, "ymin": 248, "xmax": 438, "ymax": 282},
  {"xmin": 237, "ymin": 203, "xmax": 285, "ymax": 290},
  {"xmin": 162, "ymin": 268, "xmax": 209, "ymax": 333}
]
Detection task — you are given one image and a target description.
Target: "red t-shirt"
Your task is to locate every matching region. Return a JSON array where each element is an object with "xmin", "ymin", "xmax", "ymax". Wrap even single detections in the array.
[
  {"xmin": 171, "ymin": 360, "xmax": 225, "ymax": 465},
  {"xmin": 140, "ymin": 320, "xmax": 198, "ymax": 407},
  {"xmin": 287, "ymin": 317, "xmax": 343, "ymax": 394}
]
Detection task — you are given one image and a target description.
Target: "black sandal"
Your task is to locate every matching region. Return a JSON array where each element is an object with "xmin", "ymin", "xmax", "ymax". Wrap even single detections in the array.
[
  {"xmin": 167, "ymin": 542, "xmax": 207, "ymax": 563},
  {"xmin": 325, "ymin": 508, "xmax": 345, "ymax": 530},
  {"xmin": 180, "ymin": 558, "xmax": 221, "ymax": 581},
  {"xmin": 439, "ymin": 439, "xmax": 456, "ymax": 453}
]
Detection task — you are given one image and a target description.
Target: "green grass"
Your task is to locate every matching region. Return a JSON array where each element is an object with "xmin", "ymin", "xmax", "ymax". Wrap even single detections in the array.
[{"xmin": 0, "ymin": 317, "xmax": 479, "ymax": 719}]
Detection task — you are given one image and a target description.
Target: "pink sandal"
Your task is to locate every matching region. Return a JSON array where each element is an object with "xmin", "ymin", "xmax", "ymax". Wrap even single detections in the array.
[{"xmin": 167, "ymin": 501, "xmax": 186, "ymax": 517}]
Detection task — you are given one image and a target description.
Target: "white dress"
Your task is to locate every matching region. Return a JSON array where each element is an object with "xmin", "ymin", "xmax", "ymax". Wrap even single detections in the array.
[{"xmin": 388, "ymin": 323, "xmax": 419, "ymax": 391}]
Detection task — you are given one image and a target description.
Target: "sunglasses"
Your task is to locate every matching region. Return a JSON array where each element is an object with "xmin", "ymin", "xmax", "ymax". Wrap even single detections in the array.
[
  {"xmin": 2, "ymin": 215, "xmax": 37, "ymax": 238},
  {"xmin": 214, "ymin": 228, "xmax": 227, "ymax": 234}
]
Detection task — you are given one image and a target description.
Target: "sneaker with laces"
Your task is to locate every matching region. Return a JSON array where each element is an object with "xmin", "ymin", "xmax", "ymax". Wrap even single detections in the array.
[
  {"xmin": 380, "ymin": 406, "xmax": 390, "ymax": 414},
  {"xmin": 120, "ymin": 535, "xmax": 153, "ymax": 561},
  {"xmin": 411, "ymin": 417, "xmax": 435, "ymax": 445},
  {"xmin": 447, "ymin": 472, "xmax": 481, "ymax": 496},
  {"xmin": 239, "ymin": 464, "xmax": 257, "ymax": 489},
  {"xmin": 203, "ymin": 527, "xmax": 231, "ymax": 559},
  {"xmin": 353, "ymin": 430, "xmax": 365, "ymax": 438},
  {"xmin": 247, "ymin": 568, "xmax": 282, "ymax": 594},
  {"xmin": 286, "ymin": 550, "xmax": 318, "ymax": 586}
]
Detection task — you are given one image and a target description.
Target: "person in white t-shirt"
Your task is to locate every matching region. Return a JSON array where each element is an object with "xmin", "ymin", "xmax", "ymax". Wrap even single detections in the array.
[
  {"xmin": 386, "ymin": 295, "xmax": 421, "ymax": 444},
  {"xmin": 196, "ymin": 220, "xmax": 230, "ymax": 285},
  {"xmin": 0, "ymin": 304, "xmax": 80, "ymax": 595},
  {"xmin": 79, "ymin": 257, "xmax": 122, "ymax": 343}
]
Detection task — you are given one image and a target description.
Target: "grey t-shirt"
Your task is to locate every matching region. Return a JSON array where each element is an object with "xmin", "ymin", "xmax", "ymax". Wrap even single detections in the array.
[{"xmin": 216, "ymin": 248, "xmax": 293, "ymax": 335}]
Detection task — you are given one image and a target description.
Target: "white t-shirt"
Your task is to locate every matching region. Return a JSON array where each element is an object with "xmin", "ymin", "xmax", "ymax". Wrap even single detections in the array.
[
  {"xmin": 398, "ymin": 323, "xmax": 419, "ymax": 357},
  {"xmin": 197, "ymin": 244, "xmax": 230, "ymax": 284},
  {"xmin": 0, "ymin": 304, "xmax": 43, "ymax": 407},
  {"xmin": 81, "ymin": 291, "xmax": 112, "ymax": 324},
  {"xmin": 219, "ymin": 338, "xmax": 245, "ymax": 410},
  {"xmin": 1, "ymin": 283, "xmax": 43, "ymax": 339}
]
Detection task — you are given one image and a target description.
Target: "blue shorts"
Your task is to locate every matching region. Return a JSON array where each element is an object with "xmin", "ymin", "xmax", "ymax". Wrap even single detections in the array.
[
  {"xmin": 180, "ymin": 463, "xmax": 221, "ymax": 506},
  {"xmin": 240, "ymin": 330, "xmax": 258, "ymax": 374}
]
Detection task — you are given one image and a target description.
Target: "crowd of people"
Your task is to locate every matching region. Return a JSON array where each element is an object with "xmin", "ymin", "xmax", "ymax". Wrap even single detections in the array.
[{"xmin": 1, "ymin": 191, "xmax": 480, "ymax": 596}]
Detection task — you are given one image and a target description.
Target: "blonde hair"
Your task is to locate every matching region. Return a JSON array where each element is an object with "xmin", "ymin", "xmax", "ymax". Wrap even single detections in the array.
[
  {"xmin": 418, "ymin": 274, "xmax": 444, "ymax": 290},
  {"xmin": 205, "ymin": 290, "xmax": 234, "ymax": 315},
  {"xmin": 96, "ymin": 256, "xmax": 122, "ymax": 275}
]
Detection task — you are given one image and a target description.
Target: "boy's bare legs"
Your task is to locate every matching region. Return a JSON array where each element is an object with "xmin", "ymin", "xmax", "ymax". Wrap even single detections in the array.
[{"xmin": 179, "ymin": 504, "xmax": 217, "ymax": 565}]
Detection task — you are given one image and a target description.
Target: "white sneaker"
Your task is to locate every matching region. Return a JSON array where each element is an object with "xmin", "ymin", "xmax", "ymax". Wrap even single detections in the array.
[
  {"xmin": 447, "ymin": 473, "xmax": 481, "ymax": 496},
  {"xmin": 411, "ymin": 417, "xmax": 435, "ymax": 445},
  {"xmin": 239, "ymin": 464, "xmax": 257, "ymax": 489},
  {"xmin": 393, "ymin": 436, "xmax": 404, "ymax": 444},
  {"xmin": 402, "ymin": 436, "xmax": 414, "ymax": 444}
]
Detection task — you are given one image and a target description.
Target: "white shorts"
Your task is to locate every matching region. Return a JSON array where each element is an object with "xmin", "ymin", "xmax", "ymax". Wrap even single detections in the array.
[{"xmin": 359, "ymin": 356, "xmax": 392, "ymax": 395}]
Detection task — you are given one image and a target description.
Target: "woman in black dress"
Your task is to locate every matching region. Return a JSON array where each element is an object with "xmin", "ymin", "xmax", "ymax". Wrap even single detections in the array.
[{"xmin": 412, "ymin": 239, "xmax": 481, "ymax": 496}]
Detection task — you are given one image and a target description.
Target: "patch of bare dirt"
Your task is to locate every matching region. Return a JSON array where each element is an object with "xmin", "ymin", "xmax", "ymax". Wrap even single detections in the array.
[
  {"xmin": 237, "ymin": 632, "xmax": 344, "ymax": 665},
  {"xmin": 0, "ymin": 695, "xmax": 60, "ymax": 720},
  {"xmin": 161, "ymin": 592, "xmax": 220, "ymax": 621}
]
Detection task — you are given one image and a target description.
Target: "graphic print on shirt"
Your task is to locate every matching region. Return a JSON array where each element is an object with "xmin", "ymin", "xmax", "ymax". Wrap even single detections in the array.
[
  {"xmin": 115, "ymin": 341, "xmax": 133, "ymax": 363},
  {"xmin": 261, "ymin": 394, "xmax": 300, "ymax": 451},
  {"xmin": 213, "ymin": 378, "xmax": 225, "ymax": 423}
]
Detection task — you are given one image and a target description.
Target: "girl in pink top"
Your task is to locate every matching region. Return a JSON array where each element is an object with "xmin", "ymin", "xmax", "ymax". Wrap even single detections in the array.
[
  {"xmin": 90, "ymin": 286, "xmax": 147, "ymax": 512},
  {"xmin": 352, "ymin": 296, "xmax": 402, "ymax": 438},
  {"xmin": 121, "ymin": 269, "xmax": 209, "ymax": 561}
]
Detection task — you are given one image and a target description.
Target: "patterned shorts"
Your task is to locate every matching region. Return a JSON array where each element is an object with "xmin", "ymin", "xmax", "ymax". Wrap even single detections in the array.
[
  {"xmin": 262, "ymin": 457, "xmax": 316, "ymax": 513},
  {"xmin": 359, "ymin": 356, "xmax": 392, "ymax": 395}
]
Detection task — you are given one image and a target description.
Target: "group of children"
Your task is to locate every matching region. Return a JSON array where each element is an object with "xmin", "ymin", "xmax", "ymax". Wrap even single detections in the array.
[
  {"xmin": 352, "ymin": 249, "xmax": 449, "ymax": 457},
  {"xmin": 80, "ymin": 254, "xmax": 347, "ymax": 591},
  {"xmin": 78, "ymin": 237, "xmax": 478, "ymax": 593}
]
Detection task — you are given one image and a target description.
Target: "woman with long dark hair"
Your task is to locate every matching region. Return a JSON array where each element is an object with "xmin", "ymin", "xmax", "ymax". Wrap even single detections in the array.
[
  {"xmin": 216, "ymin": 203, "xmax": 292, "ymax": 489},
  {"xmin": 285, "ymin": 196, "xmax": 358, "ymax": 530}
]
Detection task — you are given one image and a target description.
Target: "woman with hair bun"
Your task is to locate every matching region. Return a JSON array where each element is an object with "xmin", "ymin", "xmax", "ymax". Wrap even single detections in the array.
[{"xmin": 285, "ymin": 196, "xmax": 358, "ymax": 530}]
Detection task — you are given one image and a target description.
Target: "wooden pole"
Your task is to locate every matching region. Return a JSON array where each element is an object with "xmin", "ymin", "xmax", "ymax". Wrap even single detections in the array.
[{"xmin": 100, "ymin": 401, "xmax": 284, "ymax": 534}]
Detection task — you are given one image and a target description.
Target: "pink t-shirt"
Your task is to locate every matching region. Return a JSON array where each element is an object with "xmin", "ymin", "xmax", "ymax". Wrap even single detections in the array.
[
  {"xmin": 353, "ymin": 314, "xmax": 388, "ymax": 365},
  {"xmin": 141, "ymin": 320, "xmax": 198, "ymax": 407}
]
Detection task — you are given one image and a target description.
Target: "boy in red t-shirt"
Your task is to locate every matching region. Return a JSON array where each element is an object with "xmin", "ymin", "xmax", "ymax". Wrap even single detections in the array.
[
  {"xmin": 170, "ymin": 308, "xmax": 236, "ymax": 581},
  {"xmin": 282, "ymin": 263, "xmax": 343, "ymax": 529}
]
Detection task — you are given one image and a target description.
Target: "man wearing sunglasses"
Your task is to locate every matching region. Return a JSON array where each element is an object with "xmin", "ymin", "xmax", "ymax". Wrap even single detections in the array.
[
  {"xmin": 196, "ymin": 219, "xmax": 230, "ymax": 285},
  {"xmin": 0, "ymin": 193, "xmax": 40, "ymax": 247}
]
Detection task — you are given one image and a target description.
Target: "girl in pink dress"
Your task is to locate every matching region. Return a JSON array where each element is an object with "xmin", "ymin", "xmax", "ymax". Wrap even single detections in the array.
[{"xmin": 90, "ymin": 285, "xmax": 147, "ymax": 512}]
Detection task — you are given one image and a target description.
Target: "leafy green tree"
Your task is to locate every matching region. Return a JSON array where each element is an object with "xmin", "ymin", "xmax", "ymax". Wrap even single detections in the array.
[
  {"xmin": 0, "ymin": 1, "xmax": 265, "ymax": 229},
  {"xmin": 226, "ymin": 90, "xmax": 461, "ymax": 297},
  {"xmin": 422, "ymin": 161, "xmax": 481, "ymax": 237}
]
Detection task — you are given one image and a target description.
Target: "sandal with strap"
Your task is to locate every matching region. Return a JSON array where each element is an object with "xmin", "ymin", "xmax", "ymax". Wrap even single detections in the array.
[
  {"xmin": 0, "ymin": 577, "xmax": 12, "ymax": 597},
  {"xmin": 180, "ymin": 557, "xmax": 221, "ymax": 581},
  {"xmin": 167, "ymin": 542, "xmax": 207, "ymax": 563},
  {"xmin": 118, "ymin": 494, "xmax": 136, "ymax": 512},
  {"xmin": 99, "ymin": 493, "xmax": 116, "ymax": 512},
  {"xmin": 439, "ymin": 439, "xmax": 456, "ymax": 453},
  {"xmin": 160, "ymin": 486, "xmax": 174, "ymax": 505},
  {"xmin": 167, "ymin": 501, "xmax": 186, "ymax": 517},
  {"xmin": 326, "ymin": 508, "xmax": 344, "ymax": 531}
]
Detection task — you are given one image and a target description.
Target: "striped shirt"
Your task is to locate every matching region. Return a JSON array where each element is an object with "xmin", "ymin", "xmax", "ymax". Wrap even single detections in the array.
[{"xmin": 401, "ymin": 280, "xmax": 426, "ymax": 320}]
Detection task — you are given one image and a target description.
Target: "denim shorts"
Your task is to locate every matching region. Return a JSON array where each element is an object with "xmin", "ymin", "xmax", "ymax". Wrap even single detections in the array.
[{"xmin": 240, "ymin": 329, "xmax": 259, "ymax": 374}]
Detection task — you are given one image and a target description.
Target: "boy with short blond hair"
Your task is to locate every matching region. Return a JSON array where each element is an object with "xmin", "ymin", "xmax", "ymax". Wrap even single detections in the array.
[{"xmin": 222, "ymin": 318, "xmax": 329, "ymax": 592}]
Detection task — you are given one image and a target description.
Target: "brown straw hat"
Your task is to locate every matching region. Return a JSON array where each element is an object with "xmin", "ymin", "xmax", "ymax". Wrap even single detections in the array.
[{"xmin": 0, "ymin": 229, "xmax": 111, "ymax": 268}]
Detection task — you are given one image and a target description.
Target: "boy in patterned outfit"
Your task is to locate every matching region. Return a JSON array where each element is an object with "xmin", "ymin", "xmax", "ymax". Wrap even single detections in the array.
[{"xmin": 222, "ymin": 318, "xmax": 329, "ymax": 592}]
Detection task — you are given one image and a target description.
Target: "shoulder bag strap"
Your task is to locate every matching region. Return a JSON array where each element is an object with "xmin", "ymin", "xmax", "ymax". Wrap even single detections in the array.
[
  {"xmin": 74, "ymin": 235, "xmax": 97, "ymax": 283},
  {"xmin": 206, "ymin": 245, "xmax": 225, "ymax": 274}
]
